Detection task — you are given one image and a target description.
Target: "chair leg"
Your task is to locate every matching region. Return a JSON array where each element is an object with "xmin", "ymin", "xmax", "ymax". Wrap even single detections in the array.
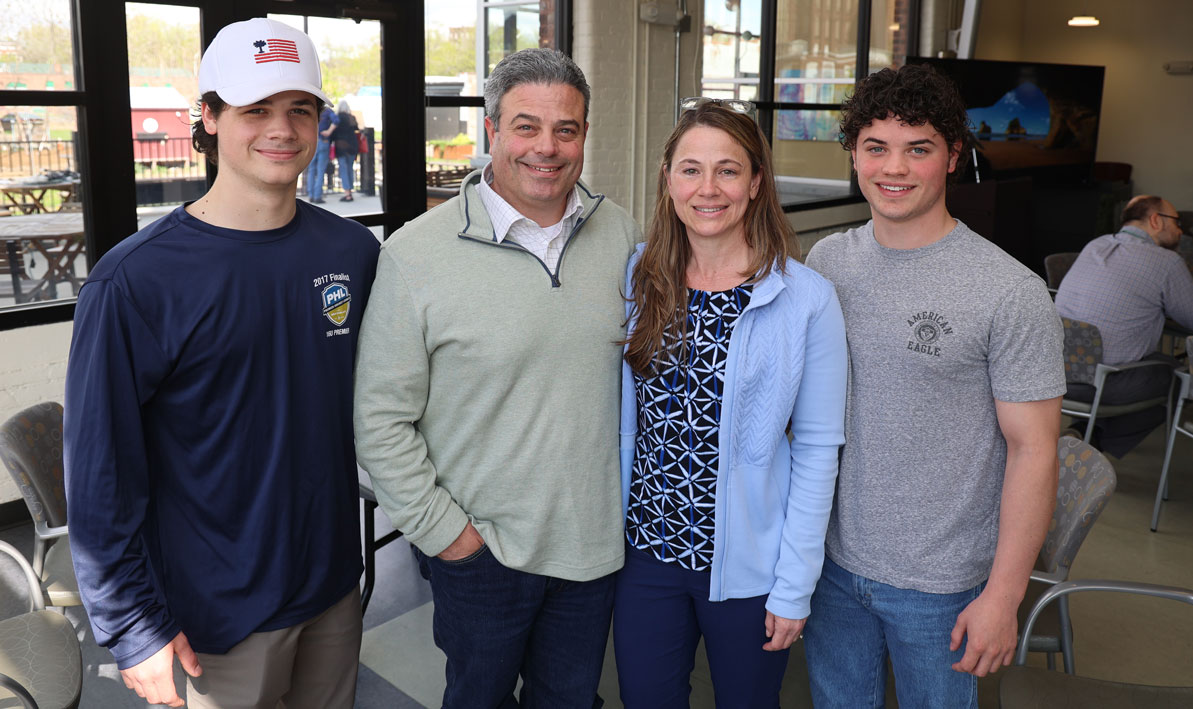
[
  {"xmin": 1085, "ymin": 391, "xmax": 1106, "ymax": 446},
  {"xmin": 1152, "ymin": 398, "xmax": 1186, "ymax": 532},
  {"xmin": 1058, "ymin": 595, "xmax": 1076, "ymax": 674},
  {"xmin": 1166, "ymin": 377, "xmax": 1175, "ymax": 436},
  {"xmin": 32, "ymin": 536, "xmax": 46, "ymax": 578},
  {"xmin": 1162, "ymin": 377, "xmax": 1176, "ymax": 503},
  {"xmin": 1046, "ymin": 652, "xmax": 1056, "ymax": 670}
]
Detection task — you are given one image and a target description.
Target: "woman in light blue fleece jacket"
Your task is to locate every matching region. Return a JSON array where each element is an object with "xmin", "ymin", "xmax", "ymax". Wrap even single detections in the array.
[{"xmin": 613, "ymin": 100, "xmax": 848, "ymax": 708}]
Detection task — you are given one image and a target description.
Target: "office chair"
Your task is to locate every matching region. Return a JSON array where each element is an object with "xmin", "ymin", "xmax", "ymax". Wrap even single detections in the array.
[
  {"xmin": 1017, "ymin": 436, "xmax": 1115, "ymax": 674},
  {"xmin": 0, "ymin": 402, "xmax": 80, "ymax": 608},
  {"xmin": 1044, "ymin": 252, "xmax": 1079, "ymax": 293},
  {"xmin": 1001, "ymin": 580, "xmax": 1193, "ymax": 708},
  {"xmin": 1059, "ymin": 318, "xmax": 1172, "ymax": 449},
  {"xmin": 0, "ymin": 540, "xmax": 82, "ymax": 709}
]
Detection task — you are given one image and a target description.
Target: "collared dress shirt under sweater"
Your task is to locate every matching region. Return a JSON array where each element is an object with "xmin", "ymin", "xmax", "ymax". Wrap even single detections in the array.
[{"xmin": 477, "ymin": 163, "xmax": 584, "ymax": 273}]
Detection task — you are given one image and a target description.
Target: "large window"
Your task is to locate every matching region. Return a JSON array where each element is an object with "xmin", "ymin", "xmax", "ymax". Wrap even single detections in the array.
[
  {"xmin": 424, "ymin": 0, "xmax": 566, "ymax": 210},
  {"xmin": 269, "ymin": 14, "xmax": 383, "ymax": 222},
  {"xmin": 0, "ymin": 0, "xmax": 90, "ymax": 314},
  {"xmin": 699, "ymin": 0, "xmax": 914, "ymax": 206},
  {"xmin": 125, "ymin": 4, "xmax": 204, "ymax": 229},
  {"xmin": 0, "ymin": 0, "xmax": 421, "ymax": 329}
]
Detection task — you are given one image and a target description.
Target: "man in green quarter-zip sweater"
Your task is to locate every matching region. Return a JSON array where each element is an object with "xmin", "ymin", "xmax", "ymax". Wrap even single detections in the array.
[{"xmin": 353, "ymin": 48, "xmax": 639, "ymax": 709}]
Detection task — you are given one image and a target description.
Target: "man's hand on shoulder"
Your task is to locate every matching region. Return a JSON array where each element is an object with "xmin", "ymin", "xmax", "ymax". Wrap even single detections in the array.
[
  {"xmin": 437, "ymin": 522, "xmax": 485, "ymax": 561},
  {"xmin": 949, "ymin": 587, "xmax": 1020, "ymax": 677},
  {"xmin": 120, "ymin": 631, "xmax": 202, "ymax": 707}
]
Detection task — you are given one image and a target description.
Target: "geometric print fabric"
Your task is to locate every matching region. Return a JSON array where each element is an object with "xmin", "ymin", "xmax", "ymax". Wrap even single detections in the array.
[{"xmin": 627, "ymin": 285, "xmax": 752, "ymax": 571}]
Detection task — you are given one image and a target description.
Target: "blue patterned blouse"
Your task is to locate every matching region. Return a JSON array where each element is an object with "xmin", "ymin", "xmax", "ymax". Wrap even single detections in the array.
[{"xmin": 627, "ymin": 284, "xmax": 752, "ymax": 571}]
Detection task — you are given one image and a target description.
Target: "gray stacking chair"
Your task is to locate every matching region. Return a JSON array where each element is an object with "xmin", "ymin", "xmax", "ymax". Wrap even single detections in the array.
[
  {"xmin": 0, "ymin": 402, "xmax": 81, "ymax": 608},
  {"xmin": 1059, "ymin": 318, "xmax": 1173, "ymax": 447},
  {"xmin": 1001, "ymin": 580, "xmax": 1193, "ymax": 708},
  {"xmin": 1016, "ymin": 437, "xmax": 1115, "ymax": 674},
  {"xmin": 0, "ymin": 540, "xmax": 82, "ymax": 709},
  {"xmin": 1043, "ymin": 252, "xmax": 1079, "ymax": 293},
  {"xmin": 1151, "ymin": 336, "xmax": 1193, "ymax": 532}
]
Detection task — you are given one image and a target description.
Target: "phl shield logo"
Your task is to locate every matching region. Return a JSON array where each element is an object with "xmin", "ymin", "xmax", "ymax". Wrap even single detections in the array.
[{"xmin": 322, "ymin": 283, "xmax": 351, "ymax": 326}]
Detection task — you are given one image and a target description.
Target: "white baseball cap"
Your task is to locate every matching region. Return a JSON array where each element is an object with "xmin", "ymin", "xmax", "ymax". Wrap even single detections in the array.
[{"xmin": 198, "ymin": 18, "xmax": 330, "ymax": 107}]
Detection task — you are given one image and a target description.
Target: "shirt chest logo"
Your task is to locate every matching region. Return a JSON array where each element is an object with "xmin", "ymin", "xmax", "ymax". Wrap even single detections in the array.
[
  {"xmin": 905, "ymin": 310, "xmax": 953, "ymax": 357},
  {"xmin": 322, "ymin": 283, "xmax": 351, "ymax": 325},
  {"xmin": 313, "ymin": 273, "xmax": 353, "ymax": 336}
]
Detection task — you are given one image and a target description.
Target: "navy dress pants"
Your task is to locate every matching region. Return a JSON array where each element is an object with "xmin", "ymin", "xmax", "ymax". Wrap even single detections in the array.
[{"xmin": 613, "ymin": 545, "xmax": 789, "ymax": 709}]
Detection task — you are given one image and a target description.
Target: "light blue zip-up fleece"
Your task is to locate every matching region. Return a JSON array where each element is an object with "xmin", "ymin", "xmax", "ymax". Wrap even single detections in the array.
[{"xmin": 619, "ymin": 243, "xmax": 848, "ymax": 620}]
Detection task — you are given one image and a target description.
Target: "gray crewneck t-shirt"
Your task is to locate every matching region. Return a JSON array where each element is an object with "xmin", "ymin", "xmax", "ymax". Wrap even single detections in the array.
[{"xmin": 806, "ymin": 219, "xmax": 1065, "ymax": 593}]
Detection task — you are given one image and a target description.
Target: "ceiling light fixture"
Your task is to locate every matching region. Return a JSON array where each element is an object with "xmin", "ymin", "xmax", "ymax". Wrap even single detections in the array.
[{"xmin": 1068, "ymin": 16, "xmax": 1100, "ymax": 27}]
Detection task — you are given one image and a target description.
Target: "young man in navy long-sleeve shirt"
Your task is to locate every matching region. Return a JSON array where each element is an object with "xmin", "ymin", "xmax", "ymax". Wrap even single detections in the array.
[{"xmin": 64, "ymin": 18, "xmax": 377, "ymax": 708}]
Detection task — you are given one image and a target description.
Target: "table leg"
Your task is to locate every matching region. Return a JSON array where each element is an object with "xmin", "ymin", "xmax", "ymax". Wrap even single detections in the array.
[
  {"xmin": 29, "ymin": 189, "xmax": 50, "ymax": 213},
  {"xmin": 21, "ymin": 234, "xmax": 84, "ymax": 300}
]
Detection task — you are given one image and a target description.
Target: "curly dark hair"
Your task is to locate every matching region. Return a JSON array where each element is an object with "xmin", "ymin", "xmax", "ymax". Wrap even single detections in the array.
[
  {"xmin": 839, "ymin": 64, "xmax": 972, "ymax": 170},
  {"xmin": 191, "ymin": 91, "xmax": 227, "ymax": 165}
]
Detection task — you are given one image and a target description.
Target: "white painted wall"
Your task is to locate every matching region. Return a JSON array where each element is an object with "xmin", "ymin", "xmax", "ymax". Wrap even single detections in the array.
[
  {"xmin": 0, "ymin": 321, "xmax": 72, "ymax": 503},
  {"xmin": 976, "ymin": 0, "xmax": 1193, "ymax": 209}
]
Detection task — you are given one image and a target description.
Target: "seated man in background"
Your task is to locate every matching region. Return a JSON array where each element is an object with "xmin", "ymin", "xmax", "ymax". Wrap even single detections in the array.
[{"xmin": 1055, "ymin": 194, "xmax": 1193, "ymax": 456}]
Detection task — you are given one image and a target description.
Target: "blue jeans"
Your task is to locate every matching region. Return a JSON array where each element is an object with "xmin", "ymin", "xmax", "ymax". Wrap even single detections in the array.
[
  {"xmin": 337, "ymin": 153, "xmax": 355, "ymax": 193},
  {"xmin": 306, "ymin": 140, "xmax": 331, "ymax": 200},
  {"xmin": 803, "ymin": 558, "xmax": 982, "ymax": 709},
  {"xmin": 416, "ymin": 545, "xmax": 614, "ymax": 709},
  {"xmin": 613, "ymin": 545, "xmax": 788, "ymax": 709}
]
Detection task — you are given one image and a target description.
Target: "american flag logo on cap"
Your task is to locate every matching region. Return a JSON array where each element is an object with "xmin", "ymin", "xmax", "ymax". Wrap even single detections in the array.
[{"xmin": 252, "ymin": 38, "xmax": 300, "ymax": 64}]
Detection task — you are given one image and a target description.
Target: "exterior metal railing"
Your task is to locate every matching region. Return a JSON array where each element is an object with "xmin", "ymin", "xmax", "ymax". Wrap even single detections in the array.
[
  {"xmin": 0, "ymin": 138, "xmax": 77, "ymax": 178},
  {"xmin": 2, "ymin": 130, "xmax": 381, "ymax": 208}
]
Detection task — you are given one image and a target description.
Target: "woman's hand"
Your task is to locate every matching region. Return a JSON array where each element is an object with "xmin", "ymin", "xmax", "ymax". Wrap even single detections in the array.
[{"xmin": 763, "ymin": 611, "xmax": 806, "ymax": 651}]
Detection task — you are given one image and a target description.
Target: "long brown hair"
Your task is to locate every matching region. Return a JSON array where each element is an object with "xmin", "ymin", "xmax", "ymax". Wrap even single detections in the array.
[{"xmin": 624, "ymin": 102, "xmax": 795, "ymax": 375}]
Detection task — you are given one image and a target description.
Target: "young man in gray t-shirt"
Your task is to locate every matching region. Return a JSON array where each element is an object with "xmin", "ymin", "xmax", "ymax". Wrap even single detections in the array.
[{"xmin": 803, "ymin": 64, "xmax": 1065, "ymax": 708}]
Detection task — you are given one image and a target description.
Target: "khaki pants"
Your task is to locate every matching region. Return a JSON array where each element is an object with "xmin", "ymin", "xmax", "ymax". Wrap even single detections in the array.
[{"xmin": 186, "ymin": 587, "xmax": 362, "ymax": 709}]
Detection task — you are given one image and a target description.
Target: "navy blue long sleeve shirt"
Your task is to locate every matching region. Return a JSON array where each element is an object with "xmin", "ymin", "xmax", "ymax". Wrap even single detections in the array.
[{"xmin": 64, "ymin": 202, "xmax": 377, "ymax": 668}]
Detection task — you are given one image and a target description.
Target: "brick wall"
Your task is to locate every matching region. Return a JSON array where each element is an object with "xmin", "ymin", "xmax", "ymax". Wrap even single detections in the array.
[{"xmin": 575, "ymin": 0, "xmax": 703, "ymax": 224}]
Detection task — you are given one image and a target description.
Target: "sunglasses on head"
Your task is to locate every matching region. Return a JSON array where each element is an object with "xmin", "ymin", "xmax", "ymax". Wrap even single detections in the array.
[{"xmin": 679, "ymin": 96, "xmax": 758, "ymax": 120}]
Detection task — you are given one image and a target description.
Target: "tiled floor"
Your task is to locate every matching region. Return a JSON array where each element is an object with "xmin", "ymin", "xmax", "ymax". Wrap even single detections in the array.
[{"xmin": 2, "ymin": 421, "xmax": 1191, "ymax": 707}]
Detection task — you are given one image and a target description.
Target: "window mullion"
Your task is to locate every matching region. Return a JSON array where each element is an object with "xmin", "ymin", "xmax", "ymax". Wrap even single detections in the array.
[
  {"xmin": 856, "ymin": 0, "xmax": 872, "ymax": 80},
  {"xmin": 757, "ymin": 0, "xmax": 777, "ymax": 141}
]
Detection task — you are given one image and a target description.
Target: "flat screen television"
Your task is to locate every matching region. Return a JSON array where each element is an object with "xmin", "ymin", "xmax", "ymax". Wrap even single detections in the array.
[{"xmin": 906, "ymin": 57, "xmax": 1105, "ymax": 183}]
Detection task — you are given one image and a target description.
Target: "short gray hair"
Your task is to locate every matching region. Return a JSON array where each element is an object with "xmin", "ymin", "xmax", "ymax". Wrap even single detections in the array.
[
  {"xmin": 484, "ymin": 48, "xmax": 590, "ymax": 128},
  {"xmin": 336, "ymin": 99, "xmax": 351, "ymax": 114}
]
